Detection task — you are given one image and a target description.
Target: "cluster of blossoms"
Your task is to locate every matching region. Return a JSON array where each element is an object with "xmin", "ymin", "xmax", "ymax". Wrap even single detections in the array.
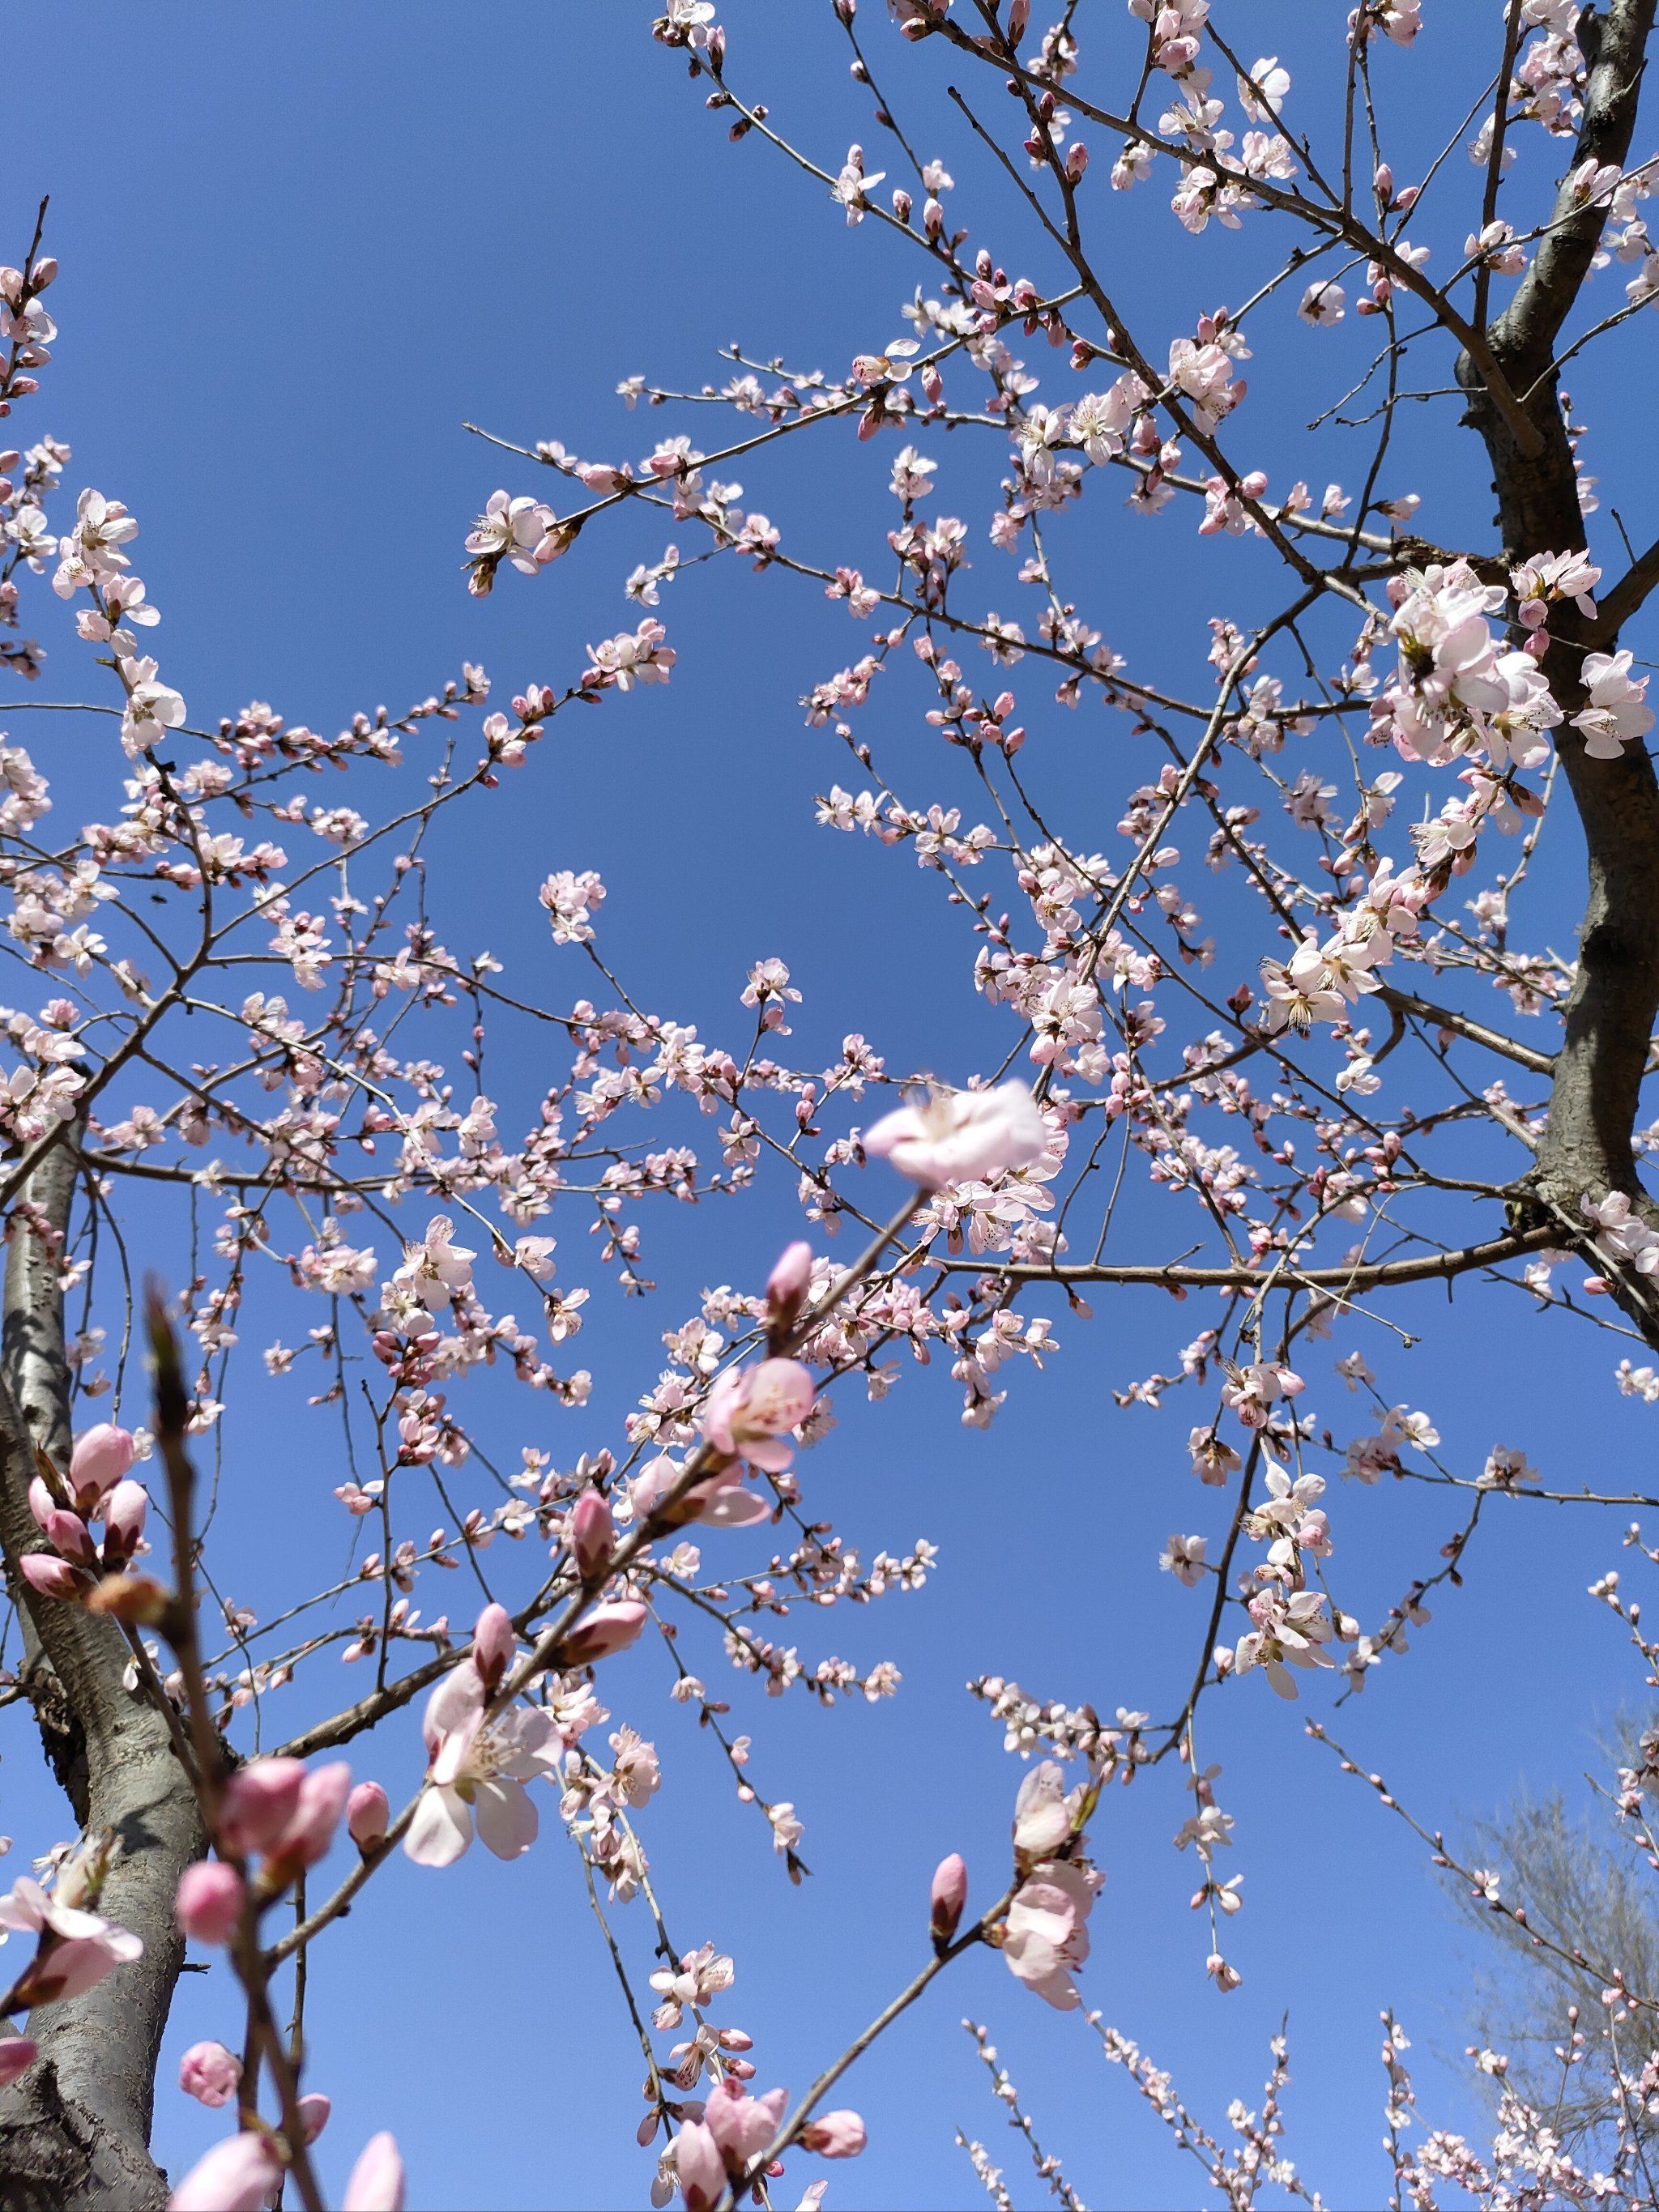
[{"xmin": 7, "ymin": 3, "xmax": 1659, "ymax": 2205}]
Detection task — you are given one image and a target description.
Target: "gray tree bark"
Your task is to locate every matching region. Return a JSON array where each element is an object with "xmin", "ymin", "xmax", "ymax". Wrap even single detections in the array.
[
  {"xmin": 1456, "ymin": 1, "xmax": 1659, "ymax": 1276},
  {"xmin": 0, "ymin": 1139, "xmax": 203, "ymax": 2212}
]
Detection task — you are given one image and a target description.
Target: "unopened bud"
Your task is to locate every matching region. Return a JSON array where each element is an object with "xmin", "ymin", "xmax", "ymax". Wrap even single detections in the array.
[
  {"xmin": 930, "ymin": 1852, "xmax": 968, "ymax": 1948},
  {"xmin": 19, "ymin": 1551, "xmax": 87, "ymax": 1601},
  {"xmin": 347, "ymin": 1781, "xmax": 390, "ymax": 1852},
  {"xmin": 561, "ymin": 1600, "xmax": 646, "ymax": 1665},
  {"xmin": 569, "ymin": 1489, "xmax": 616, "ymax": 1579},
  {"xmin": 470, "ymin": 1600, "xmax": 515, "ymax": 1692},
  {"xmin": 176, "ymin": 1860, "xmax": 245, "ymax": 1946}
]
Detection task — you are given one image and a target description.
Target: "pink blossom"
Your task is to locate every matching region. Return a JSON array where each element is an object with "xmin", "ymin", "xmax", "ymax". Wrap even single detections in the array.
[
  {"xmin": 297, "ymin": 2092, "xmax": 332, "ymax": 2144},
  {"xmin": 801, "ymin": 2110, "xmax": 866, "ymax": 2158},
  {"xmin": 405, "ymin": 1666, "xmax": 560, "ymax": 1867},
  {"xmin": 166, "ymin": 2132, "xmax": 282, "ymax": 2212},
  {"xmin": 343, "ymin": 2131, "xmax": 406, "ymax": 2212},
  {"xmin": 1012, "ymin": 1760, "xmax": 1077, "ymax": 1865},
  {"xmin": 561, "ymin": 1600, "xmax": 648, "ymax": 1665},
  {"xmin": 631, "ymin": 1455, "xmax": 771, "ymax": 1531},
  {"xmin": 19, "ymin": 1551, "xmax": 86, "ymax": 1600},
  {"xmin": 101, "ymin": 1480, "xmax": 148, "ymax": 1562},
  {"xmin": 178, "ymin": 2039, "xmax": 241, "ymax": 2108},
  {"xmin": 676, "ymin": 2119, "xmax": 727, "ymax": 2211},
  {"xmin": 1572, "ymin": 650, "xmax": 1654, "ymax": 760},
  {"xmin": 930, "ymin": 1852, "xmax": 968, "ymax": 1946},
  {"xmin": 0, "ymin": 1875, "xmax": 143, "ymax": 2002},
  {"xmin": 66, "ymin": 1421, "xmax": 134, "ymax": 1509},
  {"xmin": 470, "ymin": 1601, "xmax": 516, "ymax": 1692},
  {"xmin": 347, "ymin": 1781, "xmax": 390, "ymax": 1852},
  {"xmin": 569, "ymin": 1489, "xmax": 616, "ymax": 1577},
  {"xmin": 863, "ymin": 1082, "xmax": 1047, "ymax": 1188},
  {"xmin": 701, "ymin": 1359, "xmax": 815, "ymax": 1473},
  {"xmin": 264, "ymin": 1762, "xmax": 352, "ymax": 1877},
  {"xmin": 219, "ymin": 1759, "xmax": 305, "ymax": 1857},
  {"xmin": 1004, "ymin": 1859, "xmax": 1098, "ymax": 2009},
  {"xmin": 0, "ymin": 2037, "xmax": 37, "ymax": 2086},
  {"xmin": 704, "ymin": 2077, "xmax": 789, "ymax": 2172},
  {"xmin": 176, "ymin": 1861, "xmax": 245, "ymax": 1946}
]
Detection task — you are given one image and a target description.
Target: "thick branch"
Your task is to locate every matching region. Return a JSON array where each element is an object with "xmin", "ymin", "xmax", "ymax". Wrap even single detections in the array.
[
  {"xmin": 1455, "ymin": 3, "xmax": 1659, "ymax": 1303},
  {"xmin": 0, "ymin": 1146, "xmax": 203, "ymax": 2212}
]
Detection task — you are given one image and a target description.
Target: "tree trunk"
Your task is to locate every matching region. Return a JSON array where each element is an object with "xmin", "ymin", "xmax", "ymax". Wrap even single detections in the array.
[
  {"xmin": 0, "ymin": 1140, "xmax": 203, "ymax": 2211},
  {"xmin": 1456, "ymin": 0, "xmax": 1659, "ymax": 1329}
]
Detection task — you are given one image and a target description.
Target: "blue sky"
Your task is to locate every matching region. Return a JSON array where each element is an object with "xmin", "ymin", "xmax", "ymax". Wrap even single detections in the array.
[{"xmin": 2, "ymin": 4, "xmax": 1656, "ymax": 2206}]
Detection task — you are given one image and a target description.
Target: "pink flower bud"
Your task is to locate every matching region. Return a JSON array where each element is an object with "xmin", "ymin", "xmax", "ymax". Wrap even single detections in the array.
[
  {"xmin": 569, "ymin": 1490, "xmax": 615, "ymax": 1579},
  {"xmin": 297, "ymin": 2091, "xmax": 332, "ymax": 2143},
  {"xmin": 801, "ymin": 2110, "xmax": 867, "ymax": 2158},
  {"xmin": 0, "ymin": 2037, "xmax": 37, "ymax": 2087},
  {"xmin": 178, "ymin": 2039, "xmax": 241, "ymax": 2108},
  {"xmin": 67, "ymin": 1422, "xmax": 135, "ymax": 1509},
  {"xmin": 766, "ymin": 1240, "xmax": 813, "ymax": 1311},
  {"xmin": 26, "ymin": 1476, "xmax": 54, "ymax": 1531},
  {"xmin": 20, "ymin": 1552, "xmax": 85, "ymax": 1601},
  {"xmin": 469, "ymin": 1601, "xmax": 515, "ymax": 1692},
  {"xmin": 676, "ymin": 2120, "xmax": 726, "ymax": 2212},
  {"xmin": 266, "ymin": 1762, "xmax": 352, "ymax": 1877},
  {"xmin": 168, "ymin": 2132, "xmax": 283, "ymax": 2212},
  {"xmin": 219, "ymin": 1758, "xmax": 305, "ymax": 1856},
  {"xmin": 347, "ymin": 1780, "xmax": 390, "ymax": 1852},
  {"xmin": 28, "ymin": 258, "xmax": 56, "ymax": 289},
  {"xmin": 43, "ymin": 1509, "xmax": 96, "ymax": 1564},
  {"xmin": 176, "ymin": 1860, "xmax": 245, "ymax": 1946},
  {"xmin": 100, "ymin": 1480, "xmax": 148, "ymax": 1562},
  {"xmin": 930, "ymin": 1852, "xmax": 968, "ymax": 1946},
  {"xmin": 1374, "ymin": 162, "xmax": 1393, "ymax": 201},
  {"xmin": 561, "ymin": 1600, "xmax": 647, "ymax": 1665},
  {"xmin": 343, "ymin": 2131, "xmax": 406, "ymax": 2212}
]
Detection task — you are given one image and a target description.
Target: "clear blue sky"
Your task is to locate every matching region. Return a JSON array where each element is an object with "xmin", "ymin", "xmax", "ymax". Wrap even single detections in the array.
[{"xmin": 2, "ymin": 5, "xmax": 1654, "ymax": 2206}]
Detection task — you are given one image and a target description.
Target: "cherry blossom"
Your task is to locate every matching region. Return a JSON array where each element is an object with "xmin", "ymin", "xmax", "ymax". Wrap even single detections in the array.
[{"xmin": 405, "ymin": 1666, "xmax": 560, "ymax": 1868}]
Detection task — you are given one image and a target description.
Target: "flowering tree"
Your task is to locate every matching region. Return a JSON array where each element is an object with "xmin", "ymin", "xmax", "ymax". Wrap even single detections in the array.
[{"xmin": 3, "ymin": 0, "xmax": 1659, "ymax": 2203}]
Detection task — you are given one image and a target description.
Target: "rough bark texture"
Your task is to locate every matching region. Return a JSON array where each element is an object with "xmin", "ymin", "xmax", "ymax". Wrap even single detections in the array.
[
  {"xmin": 1457, "ymin": 1, "xmax": 1659, "ymax": 1256},
  {"xmin": 0, "ymin": 1142, "xmax": 203, "ymax": 2212}
]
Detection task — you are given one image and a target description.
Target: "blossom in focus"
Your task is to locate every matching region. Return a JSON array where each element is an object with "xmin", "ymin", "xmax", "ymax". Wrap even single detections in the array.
[
  {"xmin": 1572, "ymin": 650, "xmax": 1653, "ymax": 760},
  {"xmin": 863, "ymin": 1082, "xmax": 1047, "ymax": 1188},
  {"xmin": 1004, "ymin": 1859, "xmax": 1098, "ymax": 2009},
  {"xmin": 701, "ymin": 1358, "xmax": 815, "ymax": 1473},
  {"xmin": 405, "ymin": 1665, "xmax": 560, "ymax": 1868},
  {"xmin": 392, "ymin": 1215, "xmax": 476, "ymax": 1309},
  {"xmin": 1013, "ymin": 1760, "xmax": 1080, "ymax": 1865},
  {"xmin": 67, "ymin": 1421, "xmax": 135, "ymax": 1510},
  {"xmin": 1297, "ymin": 278, "xmax": 1346, "ymax": 326},
  {"xmin": 930, "ymin": 1852, "xmax": 968, "ymax": 1946},
  {"xmin": 1236, "ymin": 55, "xmax": 1290, "ymax": 120},
  {"xmin": 347, "ymin": 1781, "xmax": 390, "ymax": 1852},
  {"xmin": 465, "ymin": 491, "xmax": 558, "ymax": 595},
  {"xmin": 1159, "ymin": 1531, "xmax": 1208, "ymax": 1585},
  {"xmin": 178, "ymin": 2040, "xmax": 241, "ymax": 2108}
]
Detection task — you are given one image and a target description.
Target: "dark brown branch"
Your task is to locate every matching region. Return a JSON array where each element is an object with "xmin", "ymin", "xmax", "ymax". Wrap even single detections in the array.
[{"xmin": 934, "ymin": 1225, "xmax": 1556, "ymax": 1294}]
